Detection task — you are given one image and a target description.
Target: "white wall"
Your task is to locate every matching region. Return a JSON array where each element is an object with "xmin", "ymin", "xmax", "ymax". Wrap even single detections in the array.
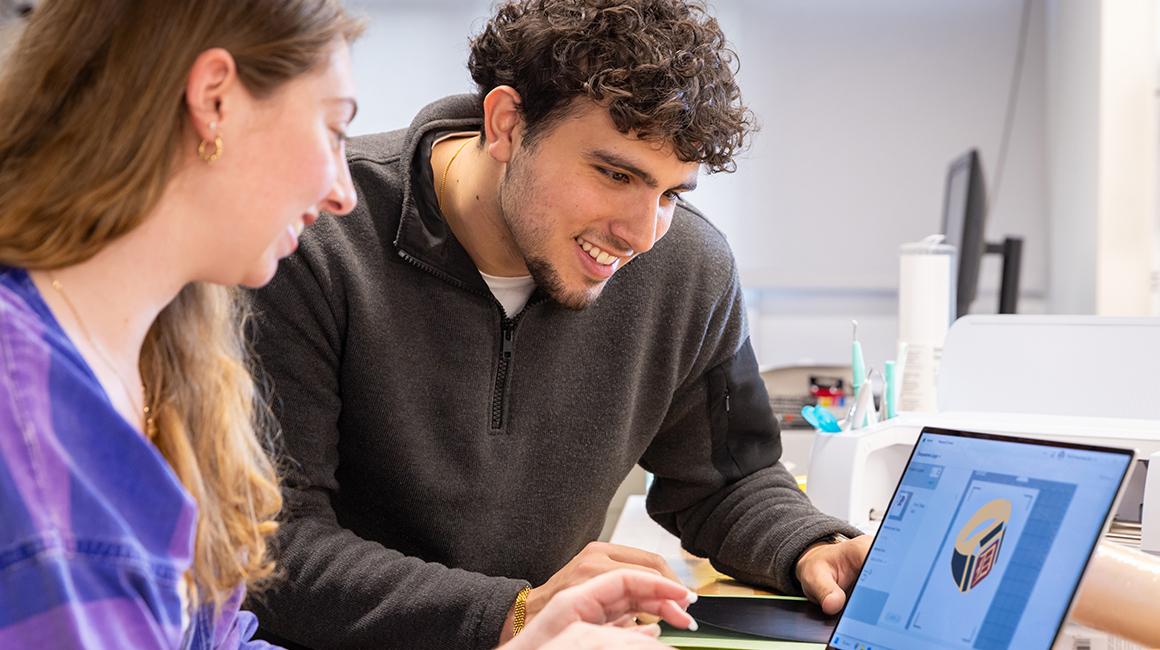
[
  {"xmin": 345, "ymin": 1, "xmax": 489, "ymax": 135},
  {"xmin": 1097, "ymin": 0, "xmax": 1156, "ymax": 315},
  {"xmin": 704, "ymin": 1, "xmax": 1047, "ymax": 296},
  {"xmin": 711, "ymin": 0, "xmax": 1050, "ymax": 370},
  {"xmin": 1045, "ymin": 0, "xmax": 1100, "ymax": 315},
  {"xmin": 343, "ymin": 1, "xmax": 1155, "ymax": 369},
  {"xmin": 1046, "ymin": 0, "xmax": 1157, "ymax": 317}
]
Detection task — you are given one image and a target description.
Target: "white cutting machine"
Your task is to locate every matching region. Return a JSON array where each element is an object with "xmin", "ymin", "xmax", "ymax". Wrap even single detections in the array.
[{"xmin": 806, "ymin": 315, "xmax": 1160, "ymax": 553}]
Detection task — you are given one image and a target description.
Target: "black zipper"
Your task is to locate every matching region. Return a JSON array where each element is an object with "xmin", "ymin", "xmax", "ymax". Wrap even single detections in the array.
[
  {"xmin": 490, "ymin": 319, "xmax": 515, "ymax": 429},
  {"xmin": 399, "ymin": 248, "xmax": 548, "ymax": 432},
  {"xmin": 397, "ymin": 250, "xmax": 487, "ymax": 298},
  {"xmin": 487, "ymin": 292, "xmax": 550, "ymax": 430}
]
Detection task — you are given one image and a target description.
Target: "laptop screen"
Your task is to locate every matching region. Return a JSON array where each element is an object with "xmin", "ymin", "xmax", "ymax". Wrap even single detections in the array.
[{"xmin": 828, "ymin": 427, "xmax": 1133, "ymax": 650}]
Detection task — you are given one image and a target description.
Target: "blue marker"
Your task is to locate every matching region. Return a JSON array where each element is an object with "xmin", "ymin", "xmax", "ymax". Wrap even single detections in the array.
[{"xmin": 801, "ymin": 405, "xmax": 842, "ymax": 434}]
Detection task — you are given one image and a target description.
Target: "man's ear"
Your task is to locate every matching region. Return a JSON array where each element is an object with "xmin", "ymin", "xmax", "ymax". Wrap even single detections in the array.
[
  {"xmin": 482, "ymin": 85, "xmax": 524, "ymax": 163},
  {"xmin": 184, "ymin": 47, "xmax": 238, "ymax": 142}
]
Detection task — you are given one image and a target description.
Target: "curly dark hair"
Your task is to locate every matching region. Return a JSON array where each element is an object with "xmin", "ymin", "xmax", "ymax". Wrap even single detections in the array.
[{"xmin": 467, "ymin": 0, "xmax": 754, "ymax": 174}]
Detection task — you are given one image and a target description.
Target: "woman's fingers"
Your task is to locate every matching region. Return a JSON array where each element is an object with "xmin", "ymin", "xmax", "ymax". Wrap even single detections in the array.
[
  {"xmin": 567, "ymin": 569, "xmax": 698, "ymax": 630},
  {"xmin": 609, "ymin": 614, "xmax": 636, "ymax": 628},
  {"xmin": 630, "ymin": 623, "xmax": 662, "ymax": 637}
]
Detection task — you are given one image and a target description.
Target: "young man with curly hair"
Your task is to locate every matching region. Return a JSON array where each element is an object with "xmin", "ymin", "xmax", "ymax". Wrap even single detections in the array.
[{"xmin": 249, "ymin": 1, "xmax": 870, "ymax": 648}]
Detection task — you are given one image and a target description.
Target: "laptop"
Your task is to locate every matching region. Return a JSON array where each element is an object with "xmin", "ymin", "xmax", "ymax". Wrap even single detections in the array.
[{"xmin": 827, "ymin": 426, "xmax": 1134, "ymax": 650}]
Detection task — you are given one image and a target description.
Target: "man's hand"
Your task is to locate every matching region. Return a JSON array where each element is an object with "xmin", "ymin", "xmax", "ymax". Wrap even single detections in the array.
[
  {"xmin": 499, "ymin": 542, "xmax": 682, "ymax": 643},
  {"xmin": 499, "ymin": 569, "xmax": 697, "ymax": 650},
  {"xmin": 795, "ymin": 534, "xmax": 872, "ymax": 615}
]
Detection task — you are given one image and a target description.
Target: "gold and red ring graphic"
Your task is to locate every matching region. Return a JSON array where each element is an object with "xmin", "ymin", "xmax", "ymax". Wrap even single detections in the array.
[{"xmin": 951, "ymin": 498, "xmax": 1013, "ymax": 592}]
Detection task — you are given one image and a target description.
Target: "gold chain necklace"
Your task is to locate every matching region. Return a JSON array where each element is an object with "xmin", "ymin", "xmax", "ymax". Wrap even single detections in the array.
[
  {"xmin": 437, "ymin": 135, "xmax": 476, "ymax": 214},
  {"xmin": 47, "ymin": 274, "xmax": 157, "ymax": 438}
]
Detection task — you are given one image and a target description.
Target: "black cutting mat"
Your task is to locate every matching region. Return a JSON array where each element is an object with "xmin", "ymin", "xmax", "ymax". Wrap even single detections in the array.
[{"xmin": 686, "ymin": 596, "xmax": 839, "ymax": 644}]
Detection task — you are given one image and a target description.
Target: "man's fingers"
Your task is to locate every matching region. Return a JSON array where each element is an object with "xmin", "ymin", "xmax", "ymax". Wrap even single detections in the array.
[
  {"xmin": 841, "ymin": 536, "xmax": 873, "ymax": 589},
  {"xmin": 799, "ymin": 556, "xmax": 844, "ymax": 615},
  {"xmin": 576, "ymin": 557, "xmax": 663, "ymax": 583},
  {"xmin": 820, "ymin": 589, "xmax": 847, "ymax": 615},
  {"xmin": 795, "ymin": 537, "xmax": 874, "ymax": 616},
  {"xmin": 601, "ymin": 544, "xmax": 682, "ymax": 583}
]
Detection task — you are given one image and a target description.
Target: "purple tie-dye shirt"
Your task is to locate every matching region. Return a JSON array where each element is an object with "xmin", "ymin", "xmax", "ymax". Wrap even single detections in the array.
[{"xmin": 0, "ymin": 267, "xmax": 276, "ymax": 649}]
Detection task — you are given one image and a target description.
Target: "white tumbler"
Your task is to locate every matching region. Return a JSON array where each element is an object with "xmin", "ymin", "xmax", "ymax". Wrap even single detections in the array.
[{"xmin": 897, "ymin": 235, "xmax": 955, "ymax": 413}]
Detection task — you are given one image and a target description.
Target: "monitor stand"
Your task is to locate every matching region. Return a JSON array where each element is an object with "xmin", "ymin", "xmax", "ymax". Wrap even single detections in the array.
[{"xmin": 984, "ymin": 236, "xmax": 1023, "ymax": 314}]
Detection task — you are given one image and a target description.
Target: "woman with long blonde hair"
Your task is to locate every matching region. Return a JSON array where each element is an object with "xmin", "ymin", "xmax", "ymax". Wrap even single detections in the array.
[
  {"xmin": 0, "ymin": 0, "xmax": 361, "ymax": 645},
  {"xmin": 0, "ymin": 1, "xmax": 697, "ymax": 647}
]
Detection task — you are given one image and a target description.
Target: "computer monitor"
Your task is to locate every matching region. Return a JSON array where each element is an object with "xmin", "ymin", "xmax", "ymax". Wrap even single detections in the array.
[
  {"xmin": 940, "ymin": 150, "xmax": 1024, "ymax": 317},
  {"xmin": 941, "ymin": 150, "xmax": 987, "ymax": 319}
]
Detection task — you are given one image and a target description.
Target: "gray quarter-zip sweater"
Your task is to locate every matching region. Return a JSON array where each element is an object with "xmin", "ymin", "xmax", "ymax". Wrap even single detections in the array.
[{"xmin": 247, "ymin": 95, "xmax": 861, "ymax": 649}]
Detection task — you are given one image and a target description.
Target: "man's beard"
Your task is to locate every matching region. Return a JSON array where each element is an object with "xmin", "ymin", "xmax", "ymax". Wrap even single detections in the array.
[{"xmin": 498, "ymin": 153, "xmax": 601, "ymax": 311}]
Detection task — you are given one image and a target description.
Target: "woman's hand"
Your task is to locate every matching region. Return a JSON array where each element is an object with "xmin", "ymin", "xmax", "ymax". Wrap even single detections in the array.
[{"xmin": 500, "ymin": 568, "xmax": 698, "ymax": 649}]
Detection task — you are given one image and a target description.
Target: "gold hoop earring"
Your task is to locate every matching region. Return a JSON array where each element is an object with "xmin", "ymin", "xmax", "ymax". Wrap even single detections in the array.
[{"xmin": 198, "ymin": 135, "xmax": 223, "ymax": 163}]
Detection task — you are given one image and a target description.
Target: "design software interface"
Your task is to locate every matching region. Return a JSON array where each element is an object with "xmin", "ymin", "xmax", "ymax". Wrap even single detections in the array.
[{"xmin": 829, "ymin": 430, "xmax": 1130, "ymax": 650}]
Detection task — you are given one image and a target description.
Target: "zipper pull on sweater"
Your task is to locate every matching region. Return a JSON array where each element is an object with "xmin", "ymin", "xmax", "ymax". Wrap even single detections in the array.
[{"xmin": 501, "ymin": 322, "xmax": 514, "ymax": 355}]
